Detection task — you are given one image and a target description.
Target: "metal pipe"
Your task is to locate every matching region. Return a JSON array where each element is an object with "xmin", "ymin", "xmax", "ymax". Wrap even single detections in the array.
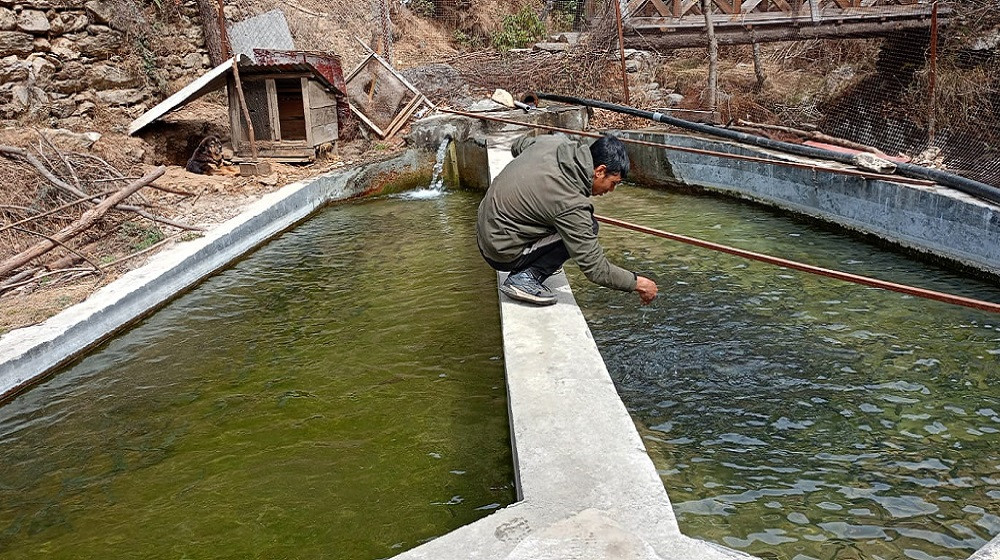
[
  {"xmin": 536, "ymin": 92, "xmax": 1000, "ymax": 206},
  {"xmin": 436, "ymin": 107, "xmax": 933, "ymax": 185},
  {"xmin": 596, "ymin": 214, "xmax": 1000, "ymax": 315},
  {"xmin": 929, "ymin": 0, "xmax": 938, "ymax": 145}
]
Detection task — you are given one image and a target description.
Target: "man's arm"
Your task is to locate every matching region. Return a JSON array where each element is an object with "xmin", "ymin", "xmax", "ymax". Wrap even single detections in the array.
[{"xmin": 552, "ymin": 206, "xmax": 638, "ymax": 292}]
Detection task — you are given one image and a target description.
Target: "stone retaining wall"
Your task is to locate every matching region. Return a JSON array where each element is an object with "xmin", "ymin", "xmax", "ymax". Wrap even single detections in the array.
[{"xmin": 0, "ymin": 0, "xmax": 210, "ymax": 124}]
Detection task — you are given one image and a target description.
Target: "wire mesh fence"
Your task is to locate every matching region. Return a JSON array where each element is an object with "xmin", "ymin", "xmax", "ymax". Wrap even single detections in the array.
[{"xmin": 201, "ymin": 0, "xmax": 996, "ymax": 186}]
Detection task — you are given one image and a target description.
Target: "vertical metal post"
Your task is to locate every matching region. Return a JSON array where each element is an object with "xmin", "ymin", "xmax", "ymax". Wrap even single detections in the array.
[
  {"xmin": 928, "ymin": 0, "xmax": 938, "ymax": 145},
  {"xmin": 614, "ymin": 0, "xmax": 631, "ymax": 106}
]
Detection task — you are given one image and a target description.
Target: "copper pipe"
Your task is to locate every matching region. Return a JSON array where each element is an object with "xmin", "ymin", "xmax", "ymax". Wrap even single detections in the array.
[
  {"xmin": 437, "ymin": 107, "xmax": 933, "ymax": 186},
  {"xmin": 595, "ymin": 214, "xmax": 1000, "ymax": 315}
]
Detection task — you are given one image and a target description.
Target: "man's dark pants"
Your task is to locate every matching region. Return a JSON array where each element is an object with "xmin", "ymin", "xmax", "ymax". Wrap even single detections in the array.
[{"xmin": 480, "ymin": 217, "xmax": 599, "ymax": 279}]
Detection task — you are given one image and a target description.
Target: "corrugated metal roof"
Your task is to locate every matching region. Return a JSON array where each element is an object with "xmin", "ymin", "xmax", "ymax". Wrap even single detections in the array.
[
  {"xmin": 227, "ymin": 9, "xmax": 294, "ymax": 63},
  {"xmin": 128, "ymin": 56, "xmax": 242, "ymax": 136}
]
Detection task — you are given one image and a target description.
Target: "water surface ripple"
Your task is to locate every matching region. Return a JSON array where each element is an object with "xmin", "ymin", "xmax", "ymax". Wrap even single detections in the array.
[
  {"xmin": 574, "ymin": 187, "xmax": 1000, "ymax": 560},
  {"xmin": 0, "ymin": 191, "xmax": 513, "ymax": 560}
]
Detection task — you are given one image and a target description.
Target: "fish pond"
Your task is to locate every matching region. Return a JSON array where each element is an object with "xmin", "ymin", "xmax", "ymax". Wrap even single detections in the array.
[
  {"xmin": 0, "ymin": 191, "xmax": 514, "ymax": 560},
  {"xmin": 573, "ymin": 186, "xmax": 1000, "ymax": 560}
]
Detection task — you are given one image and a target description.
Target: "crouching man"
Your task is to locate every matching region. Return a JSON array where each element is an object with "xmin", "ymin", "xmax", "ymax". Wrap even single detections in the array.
[{"xmin": 476, "ymin": 133, "xmax": 658, "ymax": 306}]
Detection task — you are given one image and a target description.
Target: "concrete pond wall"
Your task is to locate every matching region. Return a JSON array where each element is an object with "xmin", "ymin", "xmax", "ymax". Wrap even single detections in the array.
[{"xmin": 621, "ymin": 129, "xmax": 1000, "ymax": 280}]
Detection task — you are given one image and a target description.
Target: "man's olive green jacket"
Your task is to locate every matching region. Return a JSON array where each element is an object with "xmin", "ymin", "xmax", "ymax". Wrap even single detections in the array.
[{"xmin": 476, "ymin": 134, "xmax": 637, "ymax": 292}]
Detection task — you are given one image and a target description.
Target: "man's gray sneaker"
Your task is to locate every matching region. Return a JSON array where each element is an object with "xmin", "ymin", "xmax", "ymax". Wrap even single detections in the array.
[{"xmin": 500, "ymin": 269, "xmax": 557, "ymax": 306}]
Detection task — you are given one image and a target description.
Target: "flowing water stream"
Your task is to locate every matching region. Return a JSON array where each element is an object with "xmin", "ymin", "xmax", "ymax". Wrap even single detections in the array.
[
  {"xmin": 0, "ymin": 191, "xmax": 513, "ymax": 559},
  {"xmin": 572, "ymin": 186, "xmax": 1000, "ymax": 560}
]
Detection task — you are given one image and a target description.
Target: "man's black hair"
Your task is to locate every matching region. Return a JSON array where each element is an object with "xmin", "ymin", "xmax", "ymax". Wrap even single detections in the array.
[{"xmin": 589, "ymin": 134, "xmax": 630, "ymax": 180}]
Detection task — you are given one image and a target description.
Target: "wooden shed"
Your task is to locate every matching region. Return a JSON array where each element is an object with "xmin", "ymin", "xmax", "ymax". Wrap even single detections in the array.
[
  {"xmin": 127, "ymin": 51, "xmax": 351, "ymax": 163},
  {"xmin": 230, "ymin": 50, "xmax": 350, "ymax": 162}
]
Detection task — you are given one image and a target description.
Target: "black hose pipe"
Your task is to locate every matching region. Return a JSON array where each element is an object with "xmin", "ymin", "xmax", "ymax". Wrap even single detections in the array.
[{"xmin": 537, "ymin": 92, "xmax": 1000, "ymax": 206}]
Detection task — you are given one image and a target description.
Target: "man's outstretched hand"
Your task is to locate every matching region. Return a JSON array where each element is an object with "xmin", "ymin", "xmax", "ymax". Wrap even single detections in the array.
[{"xmin": 636, "ymin": 276, "xmax": 658, "ymax": 305}]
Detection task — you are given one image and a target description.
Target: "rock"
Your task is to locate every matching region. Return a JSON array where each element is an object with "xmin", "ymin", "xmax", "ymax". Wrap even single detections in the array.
[
  {"xmin": 11, "ymin": 83, "xmax": 29, "ymax": 106},
  {"xmin": 533, "ymin": 42, "xmax": 570, "ymax": 52},
  {"xmin": 76, "ymin": 27, "xmax": 123, "ymax": 58},
  {"xmin": 84, "ymin": 0, "xmax": 114, "ymax": 25},
  {"xmin": 0, "ymin": 55, "xmax": 27, "ymax": 83},
  {"xmin": 0, "ymin": 7, "xmax": 14, "ymax": 30},
  {"xmin": 32, "ymin": 37, "xmax": 49, "ymax": 50},
  {"xmin": 50, "ymin": 98, "xmax": 77, "ymax": 118},
  {"xmin": 96, "ymin": 87, "xmax": 144, "ymax": 105},
  {"xmin": 27, "ymin": 54, "xmax": 56, "ymax": 83},
  {"xmin": 665, "ymin": 93, "xmax": 684, "ymax": 106},
  {"xmin": 0, "ymin": 30, "xmax": 33, "ymax": 55},
  {"xmin": 465, "ymin": 98, "xmax": 505, "ymax": 112},
  {"xmin": 181, "ymin": 52, "xmax": 201, "ymax": 68},
  {"xmin": 9, "ymin": 84, "xmax": 48, "ymax": 115},
  {"xmin": 853, "ymin": 152, "xmax": 897, "ymax": 173},
  {"xmin": 50, "ymin": 12, "xmax": 88, "ymax": 34},
  {"xmin": 970, "ymin": 28, "xmax": 1000, "ymax": 51},
  {"xmin": 16, "ymin": 9, "xmax": 49, "ymax": 34},
  {"xmin": 40, "ymin": 127, "xmax": 102, "ymax": 150},
  {"xmin": 73, "ymin": 99, "xmax": 95, "ymax": 115},
  {"xmin": 400, "ymin": 63, "xmax": 469, "ymax": 103},
  {"xmin": 88, "ymin": 61, "xmax": 142, "ymax": 89},
  {"xmin": 50, "ymin": 36, "xmax": 80, "ymax": 59}
]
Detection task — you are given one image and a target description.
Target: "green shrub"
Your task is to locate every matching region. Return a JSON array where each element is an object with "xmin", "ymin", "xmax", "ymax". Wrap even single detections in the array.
[
  {"xmin": 409, "ymin": 0, "xmax": 435, "ymax": 18},
  {"xmin": 491, "ymin": 7, "xmax": 545, "ymax": 51}
]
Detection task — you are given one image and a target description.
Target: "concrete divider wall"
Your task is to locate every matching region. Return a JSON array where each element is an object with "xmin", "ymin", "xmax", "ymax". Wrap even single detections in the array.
[
  {"xmin": 0, "ymin": 150, "xmax": 433, "ymax": 400},
  {"xmin": 622, "ymin": 130, "xmax": 1000, "ymax": 279}
]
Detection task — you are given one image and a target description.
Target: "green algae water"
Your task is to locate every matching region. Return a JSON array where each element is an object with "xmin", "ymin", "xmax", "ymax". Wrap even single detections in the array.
[
  {"xmin": 572, "ymin": 186, "xmax": 1000, "ymax": 560},
  {"xmin": 0, "ymin": 191, "xmax": 514, "ymax": 559}
]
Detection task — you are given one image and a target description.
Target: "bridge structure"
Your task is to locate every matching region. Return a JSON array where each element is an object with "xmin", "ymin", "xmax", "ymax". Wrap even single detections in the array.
[{"xmin": 622, "ymin": 0, "xmax": 948, "ymax": 49}]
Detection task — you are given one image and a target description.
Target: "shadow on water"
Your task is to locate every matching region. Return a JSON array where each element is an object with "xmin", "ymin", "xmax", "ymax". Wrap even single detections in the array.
[
  {"xmin": 0, "ymin": 190, "xmax": 514, "ymax": 560},
  {"xmin": 573, "ymin": 186, "xmax": 1000, "ymax": 560}
]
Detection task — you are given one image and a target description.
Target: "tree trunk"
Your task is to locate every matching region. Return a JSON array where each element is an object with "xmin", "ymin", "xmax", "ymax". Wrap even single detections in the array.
[{"xmin": 0, "ymin": 167, "xmax": 166, "ymax": 279}]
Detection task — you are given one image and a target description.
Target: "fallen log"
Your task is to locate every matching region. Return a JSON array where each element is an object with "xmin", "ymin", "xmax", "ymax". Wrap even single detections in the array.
[{"xmin": 0, "ymin": 166, "xmax": 166, "ymax": 279}]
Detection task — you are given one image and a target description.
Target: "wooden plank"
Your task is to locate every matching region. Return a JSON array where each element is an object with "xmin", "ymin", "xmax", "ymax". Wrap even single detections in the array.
[
  {"xmin": 742, "ymin": 0, "xmax": 764, "ymax": 12},
  {"xmin": 627, "ymin": 0, "xmax": 647, "ymax": 14},
  {"xmin": 266, "ymin": 79, "xmax": 281, "ymax": 142},
  {"xmin": 307, "ymin": 80, "xmax": 338, "ymax": 108},
  {"xmin": 383, "ymin": 94, "xmax": 420, "ymax": 139},
  {"xmin": 648, "ymin": 0, "xmax": 673, "ymax": 16},
  {"xmin": 301, "ymin": 77, "xmax": 313, "ymax": 148},
  {"xmin": 713, "ymin": 0, "xmax": 735, "ymax": 14},
  {"xmin": 311, "ymin": 122, "xmax": 338, "ymax": 145},
  {"xmin": 673, "ymin": 0, "xmax": 681, "ymax": 17},
  {"xmin": 227, "ymin": 79, "xmax": 244, "ymax": 146},
  {"xmin": 309, "ymin": 106, "xmax": 339, "ymax": 127},
  {"xmin": 626, "ymin": 13, "xmax": 943, "ymax": 45}
]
